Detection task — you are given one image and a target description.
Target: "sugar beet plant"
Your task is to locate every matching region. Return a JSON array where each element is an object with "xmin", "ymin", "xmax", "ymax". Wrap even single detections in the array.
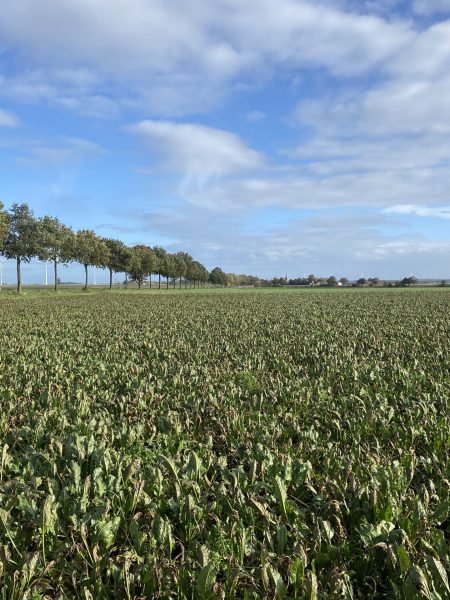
[{"xmin": 0, "ymin": 288, "xmax": 449, "ymax": 599}]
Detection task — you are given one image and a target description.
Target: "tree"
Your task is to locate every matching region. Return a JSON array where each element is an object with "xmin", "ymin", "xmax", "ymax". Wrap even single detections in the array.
[
  {"xmin": 226, "ymin": 273, "xmax": 237, "ymax": 287},
  {"xmin": 401, "ymin": 276, "xmax": 418, "ymax": 286},
  {"xmin": 153, "ymin": 246, "xmax": 166, "ymax": 289},
  {"xmin": 271, "ymin": 277, "xmax": 285, "ymax": 287},
  {"xmin": 186, "ymin": 260, "xmax": 207, "ymax": 288},
  {"xmin": 173, "ymin": 251, "xmax": 192, "ymax": 289},
  {"xmin": 198, "ymin": 263, "xmax": 209, "ymax": 287},
  {"xmin": 37, "ymin": 216, "xmax": 74, "ymax": 292},
  {"xmin": 127, "ymin": 245, "xmax": 156, "ymax": 289},
  {"xmin": 0, "ymin": 202, "xmax": 9, "ymax": 249},
  {"xmin": 104, "ymin": 238, "xmax": 132, "ymax": 289},
  {"xmin": 357, "ymin": 277, "xmax": 367, "ymax": 286},
  {"xmin": 2, "ymin": 203, "xmax": 41, "ymax": 293},
  {"xmin": 160, "ymin": 252, "xmax": 175, "ymax": 289},
  {"xmin": 339, "ymin": 277, "xmax": 349, "ymax": 286},
  {"xmin": 73, "ymin": 230, "xmax": 109, "ymax": 290},
  {"xmin": 327, "ymin": 276, "xmax": 338, "ymax": 287},
  {"xmin": 209, "ymin": 266, "xmax": 227, "ymax": 286},
  {"xmin": 185, "ymin": 258, "xmax": 197, "ymax": 288}
]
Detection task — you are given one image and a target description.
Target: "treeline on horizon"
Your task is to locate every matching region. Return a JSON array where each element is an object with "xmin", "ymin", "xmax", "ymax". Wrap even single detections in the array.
[
  {"xmin": 0, "ymin": 202, "xmax": 233, "ymax": 293},
  {"xmin": 277, "ymin": 275, "xmax": 422, "ymax": 288},
  {"xmin": 0, "ymin": 202, "xmax": 435, "ymax": 293}
]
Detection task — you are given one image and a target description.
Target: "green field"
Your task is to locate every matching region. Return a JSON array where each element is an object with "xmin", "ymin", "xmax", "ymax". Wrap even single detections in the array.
[{"xmin": 0, "ymin": 288, "xmax": 449, "ymax": 599}]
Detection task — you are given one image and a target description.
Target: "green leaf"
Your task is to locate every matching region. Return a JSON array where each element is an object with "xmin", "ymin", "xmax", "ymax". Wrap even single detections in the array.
[
  {"xmin": 426, "ymin": 555, "xmax": 450, "ymax": 597},
  {"xmin": 196, "ymin": 563, "xmax": 217, "ymax": 600},
  {"xmin": 304, "ymin": 571, "xmax": 318, "ymax": 600},
  {"xmin": 269, "ymin": 566, "xmax": 287, "ymax": 599},
  {"xmin": 289, "ymin": 557, "xmax": 305, "ymax": 592},
  {"xmin": 96, "ymin": 517, "xmax": 120, "ymax": 551},
  {"xmin": 406, "ymin": 566, "xmax": 433, "ymax": 599},
  {"xmin": 396, "ymin": 545, "xmax": 410, "ymax": 574},
  {"xmin": 431, "ymin": 501, "xmax": 449, "ymax": 525},
  {"xmin": 274, "ymin": 476, "xmax": 288, "ymax": 516}
]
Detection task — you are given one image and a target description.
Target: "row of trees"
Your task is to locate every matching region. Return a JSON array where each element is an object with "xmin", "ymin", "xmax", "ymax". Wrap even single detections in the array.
[
  {"xmin": 0, "ymin": 203, "xmax": 425, "ymax": 294},
  {"xmin": 0, "ymin": 203, "xmax": 212, "ymax": 293}
]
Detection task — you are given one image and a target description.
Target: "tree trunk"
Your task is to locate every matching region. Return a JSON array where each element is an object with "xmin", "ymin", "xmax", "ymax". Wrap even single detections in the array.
[
  {"xmin": 138, "ymin": 279, "xmax": 141, "ymax": 290},
  {"xmin": 149, "ymin": 275, "xmax": 152, "ymax": 289},
  {"xmin": 166, "ymin": 276, "xmax": 169, "ymax": 289},
  {"xmin": 84, "ymin": 264, "xmax": 88, "ymax": 290},
  {"xmin": 109, "ymin": 268, "xmax": 113, "ymax": 290},
  {"xmin": 54, "ymin": 258, "xmax": 58, "ymax": 292},
  {"xmin": 179, "ymin": 276, "xmax": 182, "ymax": 289},
  {"xmin": 173, "ymin": 278, "xmax": 176, "ymax": 289},
  {"xmin": 159, "ymin": 274, "xmax": 161, "ymax": 289},
  {"xmin": 16, "ymin": 256, "xmax": 21, "ymax": 294}
]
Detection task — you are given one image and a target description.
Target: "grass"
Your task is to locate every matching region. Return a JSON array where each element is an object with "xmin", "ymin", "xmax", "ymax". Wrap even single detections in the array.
[{"xmin": 0, "ymin": 288, "xmax": 449, "ymax": 598}]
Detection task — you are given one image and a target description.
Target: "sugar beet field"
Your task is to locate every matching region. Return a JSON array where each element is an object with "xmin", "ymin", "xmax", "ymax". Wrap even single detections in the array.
[{"xmin": 0, "ymin": 288, "xmax": 449, "ymax": 599}]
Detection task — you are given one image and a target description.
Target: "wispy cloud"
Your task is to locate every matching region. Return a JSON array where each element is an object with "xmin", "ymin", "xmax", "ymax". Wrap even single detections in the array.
[
  {"xmin": 413, "ymin": 0, "xmax": 450, "ymax": 16},
  {"xmin": 0, "ymin": 107, "xmax": 20, "ymax": 127},
  {"xmin": 384, "ymin": 205, "xmax": 450, "ymax": 219},
  {"xmin": 15, "ymin": 137, "xmax": 106, "ymax": 167},
  {"xmin": 245, "ymin": 110, "xmax": 266, "ymax": 123},
  {"xmin": 112, "ymin": 204, "xmax": 450, "ymax": 278},
  {"xmin": 129, "ymin": 119, "xmax": 266, "ymax": 186}
]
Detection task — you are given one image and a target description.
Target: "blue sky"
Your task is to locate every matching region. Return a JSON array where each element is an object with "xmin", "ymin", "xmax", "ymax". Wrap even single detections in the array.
[{"xmin": 1, "ymin": 0, "xmax": 450, "ymax": 283}]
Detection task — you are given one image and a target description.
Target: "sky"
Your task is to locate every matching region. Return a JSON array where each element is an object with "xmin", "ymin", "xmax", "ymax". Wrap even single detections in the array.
[{"xmin": 1, "ymin": 0, "xmax": 450, "ymax": 283}]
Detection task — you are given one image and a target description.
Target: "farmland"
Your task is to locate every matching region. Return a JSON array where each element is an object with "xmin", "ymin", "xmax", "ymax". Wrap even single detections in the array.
[{"xmin": 0, "ymin": 288, "xmax": 449, "ymax": 599}]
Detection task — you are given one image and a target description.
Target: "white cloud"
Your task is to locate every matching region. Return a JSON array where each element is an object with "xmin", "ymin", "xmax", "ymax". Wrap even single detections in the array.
[
  {"xmin": 384, "ymin": 205, "xmax": 450, "ymax": 219},
  {"xmin": 225, "ymin": 0, "xmax": 412, "ymax": 76},
  {"xmin": 114, "ymin": 204, "xmax": 450, "ymax": 279},
  {"xmin": 15, "ymin": 137, "xmax": 105, "ymax": 167},
  {"xmin": 0, "ymin": 0, "xmax": 411, "ymax": 74},
  {"xmin": 413, "ymin": 0, "xmax": 450, "ymax": 15},
  {"xmin": 127, "ymin": 115, "xmax": 450, "ymax": 212},
  {"xmin": 286, "ymin": 15, "xmax": 450, "ymax": 221},
  {"xmin": 287, "ymin": 133, "xmax": 450, "ymax": 174},
  {"xmin": 179, "ymin": 165, "xmax": 450, "ymax": 211},
  {"xmin": 0, "ymin": 70, "xmax": 119, "ymax": 118},
  {"xmin": 0, "ymin": 107, "xmax": 20, "ymax": 127},
  {"xmin": 0, "ymin": 0, "xmax": 414, "ymax": 116},
  {"xmin": 296, "ymin": 74, "xmax": 450, "ymax": 137},
  {"xmin": 387, "ymin": 21, "xmax": 450, "ymax": 79},
  {"xmin": 246, "ymin": 110, "xmax": 266, "ymax": 123},
  {"xmin": 128, "ymin": 120, "xmax": 266, "ymax": 180}
]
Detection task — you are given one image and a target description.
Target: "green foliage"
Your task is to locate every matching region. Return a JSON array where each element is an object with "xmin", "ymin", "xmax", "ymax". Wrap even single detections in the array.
[
  {"xmin": 1, "ymin": 203, "xmax": 41, "ymax": 293},
  {"xmin": 104, "ymin": 238, "xmax": 132, "ymax": 276},
  {"xmin": 37, "ymin": 215, "xmax": 74, "ymax": 291},
  {"xmin": 73, "ymin": 229, "xmax": 110, "ymax": 289},
  {"xmin": 2, "ymin": 203, "xmax": 40, "ymax": 262},
  {"xmin": 209, "ymin": 266, "xmax": 227, "ymax": 285},
  {"xmin": 0, "ymin": 201, "xmax": 9, "ymax": 248},
  {"xmin": 37, "ymin": 215, "xmax": 73, "ymax": 263},
  {"xmin": 0, "ymin": 288, "xmax": 449, "ymax": 598},
  {"xmin": 236, "ymin": 371, "xmax": 259, "ymax": 394},
  {"xmin": 74, "ymin": 229, "xmax": 109, "ymax": 269},
  {"xmin": 127, "ymin": 245, "xmax": 155, "ymax": 288}
]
